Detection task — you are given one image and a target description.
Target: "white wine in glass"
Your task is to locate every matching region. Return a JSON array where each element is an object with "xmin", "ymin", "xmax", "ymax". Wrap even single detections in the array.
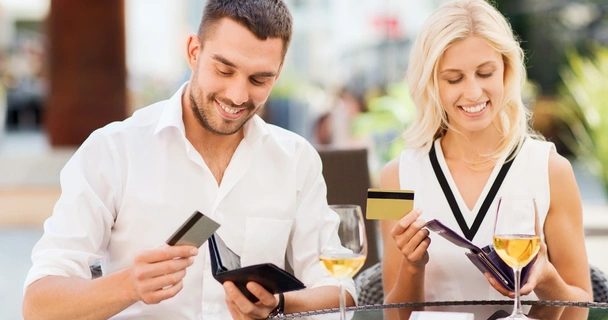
[
  {"xmin": 493, "ymin": 196, "xmax": 540, "ymax": 320},
  {"xmin": 320, "ymin": 204, "xmax": 367, "ymax": 320},
  {"xmin": 319, "ymin": 253, "xmax": 367, "ymax": 279}
]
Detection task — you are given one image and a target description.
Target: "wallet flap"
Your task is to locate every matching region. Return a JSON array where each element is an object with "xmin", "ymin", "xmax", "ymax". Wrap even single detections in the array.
[
  {"xmin": 425, "ymin": 219, "xmax": 482, "ymax": 253},
  {"xmin": 465, "ymin": 251, "xmax": 514, "ymax": 291},
  {"xmin": 483, "ymin": 245, "xmax": 535, "ymax": 290},
  {"xmin": 207, "ymin": 233, "xmax": 306, "ymax": 302},
  {"xmin": 213, "ymin": 263, "xmax": 306, "ymax": 302},
  {"xmin": 465, "ymin": 245, "xmax": 536, "ymax": 292}
]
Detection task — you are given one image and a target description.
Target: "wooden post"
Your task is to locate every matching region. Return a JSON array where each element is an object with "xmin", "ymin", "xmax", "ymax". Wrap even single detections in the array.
[{"xmin": 45, "ymin": 0, "xmax": 126, "ymax": 146}]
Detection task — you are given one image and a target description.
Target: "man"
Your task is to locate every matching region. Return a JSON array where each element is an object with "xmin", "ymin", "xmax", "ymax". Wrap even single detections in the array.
[{"xmin": 22, "ymin": 1, "xmax": 356, "ymax": 319}]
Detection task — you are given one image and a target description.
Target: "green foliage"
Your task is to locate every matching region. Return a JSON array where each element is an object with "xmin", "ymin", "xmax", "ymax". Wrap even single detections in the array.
[
  {"xmin": 269, "ymin": 74, "xmax": 308, "ymax": 100},
  {"xmin": 351, "ymin": 82, "xmax": 415, "ymax": 167},
  {"xmin": 557, "ymin": 43, "xmax": 608, "ymax": 194},
  {"xmin": 588, "ymin": 308, "xmax": 608, "ymax": 320}
]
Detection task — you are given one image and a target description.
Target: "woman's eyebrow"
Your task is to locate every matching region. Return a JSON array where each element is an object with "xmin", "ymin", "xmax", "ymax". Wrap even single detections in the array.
[{"xmin": 440, "ymin": 60, "xmax": 497, "ymax": 74}]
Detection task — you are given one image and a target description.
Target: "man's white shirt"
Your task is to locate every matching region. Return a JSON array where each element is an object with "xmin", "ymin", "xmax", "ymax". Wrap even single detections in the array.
[{"xmin": 24, "ymin": 83, "xmax": 356, "ymax": 319}]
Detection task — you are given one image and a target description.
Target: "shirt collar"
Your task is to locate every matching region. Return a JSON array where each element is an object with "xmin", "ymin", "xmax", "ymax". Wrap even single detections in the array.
[
  {"xmin": 244, "ymin": 114, "xmax": 270, "ymax": 148},
  {"xmin": 153, "ymin": 82, "xmax": 188, "ymax": 136},
  {"xmin": 153, "ymin": 82, "xmax": 270, "ymax": 147}
]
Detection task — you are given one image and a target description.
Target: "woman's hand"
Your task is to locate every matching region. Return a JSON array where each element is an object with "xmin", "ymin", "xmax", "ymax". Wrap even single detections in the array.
[
  {"xmin": 520, "ymin": 242, "xmax": 557, "ymax": 295},
  {"xmin": 390, "ymin": 209, "xmax": 431, "ymax": 268},
  {"xmin": 485, "ymin": 241, "xmax": 555, "ymax": 297}
]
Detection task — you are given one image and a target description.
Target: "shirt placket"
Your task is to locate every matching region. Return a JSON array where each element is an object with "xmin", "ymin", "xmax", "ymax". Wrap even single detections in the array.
[{"xmin": 198, "ymin": 140, "xmax": 253, "ymax": 318}]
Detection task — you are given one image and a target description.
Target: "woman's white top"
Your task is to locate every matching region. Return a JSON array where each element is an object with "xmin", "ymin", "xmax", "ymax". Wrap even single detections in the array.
[{"xmin": 398, "ymin": 138, "xmax": 554, "ymax": 319}]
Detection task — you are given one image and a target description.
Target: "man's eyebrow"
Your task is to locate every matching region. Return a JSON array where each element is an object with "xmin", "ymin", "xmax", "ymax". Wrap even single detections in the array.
[
  {"xmin": 211, "ymin": 54, "xmax": 277, "ymax": 78},
  {"xmin": 212, "ymin": 54, "xmax": 236, "ymax": 68},
  {"xmin": 440, "ymin": 61, "xmax": 497, "ymax": 74},
  {"xmin": 252, "ymin": 71, "xmax": 277, "ymax": 78}
]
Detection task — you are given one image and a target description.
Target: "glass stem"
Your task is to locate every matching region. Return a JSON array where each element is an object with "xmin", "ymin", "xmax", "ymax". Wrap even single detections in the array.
[
  {"xmin": 512, "ymin": 267, "xmax": 525, "ymax": 317},
  {"xmin": 339, "ymin": 278, "xmax": 346, "ymax": 320}
]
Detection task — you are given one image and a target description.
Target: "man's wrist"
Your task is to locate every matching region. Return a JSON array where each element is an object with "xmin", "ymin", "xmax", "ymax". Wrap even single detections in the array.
[{"xmin": 266, "ymin": 292, "xmax": 284, "ymax": 318}]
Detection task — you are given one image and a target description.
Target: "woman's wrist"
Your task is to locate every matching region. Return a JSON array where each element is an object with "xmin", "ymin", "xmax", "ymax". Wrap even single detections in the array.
[
  {"xmin": 533, "ymin": 264, "xmax": 562, "ymax": 299},
  {"xmin": 400, "ymin": 258, "xmax": 425, "ymax": 275}
]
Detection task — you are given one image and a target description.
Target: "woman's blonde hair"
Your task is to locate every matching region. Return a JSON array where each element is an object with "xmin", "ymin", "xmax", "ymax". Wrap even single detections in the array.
[{"xmin": 404, "ymin": 0, "xmax": 539, "ymax": 165}]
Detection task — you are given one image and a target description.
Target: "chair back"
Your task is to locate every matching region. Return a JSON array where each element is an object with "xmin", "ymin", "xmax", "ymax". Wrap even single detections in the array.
[{"xmin": 317, "ymin": 147, "xmax": 379, "ymax": 273}]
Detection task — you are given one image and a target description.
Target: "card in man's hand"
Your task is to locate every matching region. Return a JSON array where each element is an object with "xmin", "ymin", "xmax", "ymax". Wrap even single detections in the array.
[
  {"xmin": 425, "ymin": 219, "xmax": 535, "ymax": 291},
  {"xmin": 166, "ymin": 211, "xmax": 220, "ymax": 248},
  {"xmin": 208, "ymin": 233, "xmax": 306, "ymax": 302},
  {"xmin": 366, "ymin": 188, "xmax": 415, "ymax": 220}
]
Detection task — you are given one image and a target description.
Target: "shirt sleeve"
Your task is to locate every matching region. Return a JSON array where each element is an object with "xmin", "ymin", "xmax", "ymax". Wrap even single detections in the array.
[
  {"xmin": 287, "ymin": 141, "xmax": 358, "ymax": 304},
  {"xmin": 23, "ymin": 129, "xmax": 120, "ymax": 293}
]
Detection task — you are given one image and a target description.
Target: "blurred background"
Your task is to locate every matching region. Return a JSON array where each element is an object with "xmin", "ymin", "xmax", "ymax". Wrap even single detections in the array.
[{"xmin": 1, "ymin": 0, "xmax": 608, "ymax": 319}]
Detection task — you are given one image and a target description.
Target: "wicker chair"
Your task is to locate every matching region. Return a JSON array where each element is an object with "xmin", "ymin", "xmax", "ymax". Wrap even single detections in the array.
[
  {"xmin": 354, "ymin": 262, "xmax": 384, "ymax": 305},
  {"xmin": 354, "ymin": 262, "xmax": 608, "ymax": 305},
  {"xmin": 591, "ymin": 265, "xmax": 608, "ymax": 302}
]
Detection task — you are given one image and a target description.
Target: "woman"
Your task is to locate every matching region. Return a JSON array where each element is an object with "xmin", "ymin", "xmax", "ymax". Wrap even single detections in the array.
[{"xmin": 380, "ymin": 0, "xmax": 592, "ymax": 319}]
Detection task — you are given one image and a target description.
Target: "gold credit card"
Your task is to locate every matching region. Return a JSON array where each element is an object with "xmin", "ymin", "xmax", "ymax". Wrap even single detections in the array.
[{"xmin": 366, "ymin": 188, "xmax": 415, "ymax": 220}]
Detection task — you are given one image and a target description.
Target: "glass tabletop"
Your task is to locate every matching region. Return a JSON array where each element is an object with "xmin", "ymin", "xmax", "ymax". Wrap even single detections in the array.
[{"xmin": 277, "ymin": 301, "xmax": 608, "ymax": 320}]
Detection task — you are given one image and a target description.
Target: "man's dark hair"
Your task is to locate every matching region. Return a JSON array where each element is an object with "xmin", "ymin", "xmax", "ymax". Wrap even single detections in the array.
[{"xmin": 198, "ymin": 0, "xmax": 293, "ymax": 58}]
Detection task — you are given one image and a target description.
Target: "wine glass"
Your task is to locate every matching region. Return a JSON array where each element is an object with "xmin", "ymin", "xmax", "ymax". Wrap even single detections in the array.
[
  {"xmin": 493, "ymin": 196, "xmax": 541, "ymax": 320},
  {"xmin": 319, "ymin": 204, "xmax": 368, "ymax": 320}
]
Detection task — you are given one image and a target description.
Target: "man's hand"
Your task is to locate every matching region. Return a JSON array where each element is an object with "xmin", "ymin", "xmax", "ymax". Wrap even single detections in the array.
[
  {"xmin": 223, "ymin": 281, "xmax": 279, "ymax": 320},
  {"xmin": 128, "ymin": 245, "xmax": 198, "ymax": 304}
]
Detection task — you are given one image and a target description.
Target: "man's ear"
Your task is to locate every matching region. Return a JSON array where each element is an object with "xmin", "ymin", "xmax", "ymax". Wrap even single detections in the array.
[{"xmin": 186, "ymin": 34, "xmax": 202, "ymax": 70}]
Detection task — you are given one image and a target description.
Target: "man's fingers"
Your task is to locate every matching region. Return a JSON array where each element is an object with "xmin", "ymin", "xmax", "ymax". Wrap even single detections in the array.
[
  {"xmin": 246, "ymin": 282, "xmax": 277, "ymax": 307},
  {"xmin": 225, "ymin": 293, "xmax": 243, "ymax": 320},
  {"xmin": 136, "ymin": 245, "xmax": 198, "ymax": 264},
  {"xmin": 141, "ymin": 280, "xmax": 184, "ymax": 305},
  {"xmin": 140, "ymin": 270, "xmax": 187, "ymax": 292},
  {"xmin": 223, "ymin": 281, "xmax": 270, "ymax": 319},
  {"xmin": 134, "ymin": 257, "xmax": 194, "ymax": 279}
]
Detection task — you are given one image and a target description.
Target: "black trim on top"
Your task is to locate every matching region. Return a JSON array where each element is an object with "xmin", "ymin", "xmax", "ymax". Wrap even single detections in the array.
[
  {"xmin": 166, "ymin": 211, "xmax": 203, "ymax": 245},
  {"xmin": 368, "ymin": 191, "xmax": 414, "ymax": 200},
  {"xmin": 429, "ymin": 142, "xmax": 518, "ymax": 241}
]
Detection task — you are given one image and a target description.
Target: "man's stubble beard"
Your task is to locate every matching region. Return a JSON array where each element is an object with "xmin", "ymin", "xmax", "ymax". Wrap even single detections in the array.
[{"xmin": 188, "ymin": 81, "xmax": 259, "ymax": 136}]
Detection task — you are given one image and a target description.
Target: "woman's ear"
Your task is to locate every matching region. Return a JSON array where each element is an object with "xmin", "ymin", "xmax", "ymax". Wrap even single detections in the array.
[{"xmin": 186, "ymin": 34, "xmax": 202, "ymax": 71}]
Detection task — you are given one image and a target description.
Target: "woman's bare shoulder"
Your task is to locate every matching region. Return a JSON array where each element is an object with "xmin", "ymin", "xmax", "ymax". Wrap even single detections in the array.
[{"xmin": 380, "ymin": 158, "xmax": 401, "ymax": 189}]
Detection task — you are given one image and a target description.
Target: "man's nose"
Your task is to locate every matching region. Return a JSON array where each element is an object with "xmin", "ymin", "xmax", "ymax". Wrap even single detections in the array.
[{"xmin": 225, "ymin": 79, "xmax": 249, "ymax": 106}]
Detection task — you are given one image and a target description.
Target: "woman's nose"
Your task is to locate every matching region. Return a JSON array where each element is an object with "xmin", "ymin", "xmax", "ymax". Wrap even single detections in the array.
[{"xmin": 463, "ymin": 78, "xmax": 483, "ymax": 102}]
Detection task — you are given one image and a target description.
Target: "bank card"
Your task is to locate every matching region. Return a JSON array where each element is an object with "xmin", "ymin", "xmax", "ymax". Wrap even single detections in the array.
[
  {"xmin": 166, "ymin": 211, "xmax": 220, "ymax": 248},
  {"xmin": 366, "ymin": 188, "xmax": 414, "ymax": 220}
]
